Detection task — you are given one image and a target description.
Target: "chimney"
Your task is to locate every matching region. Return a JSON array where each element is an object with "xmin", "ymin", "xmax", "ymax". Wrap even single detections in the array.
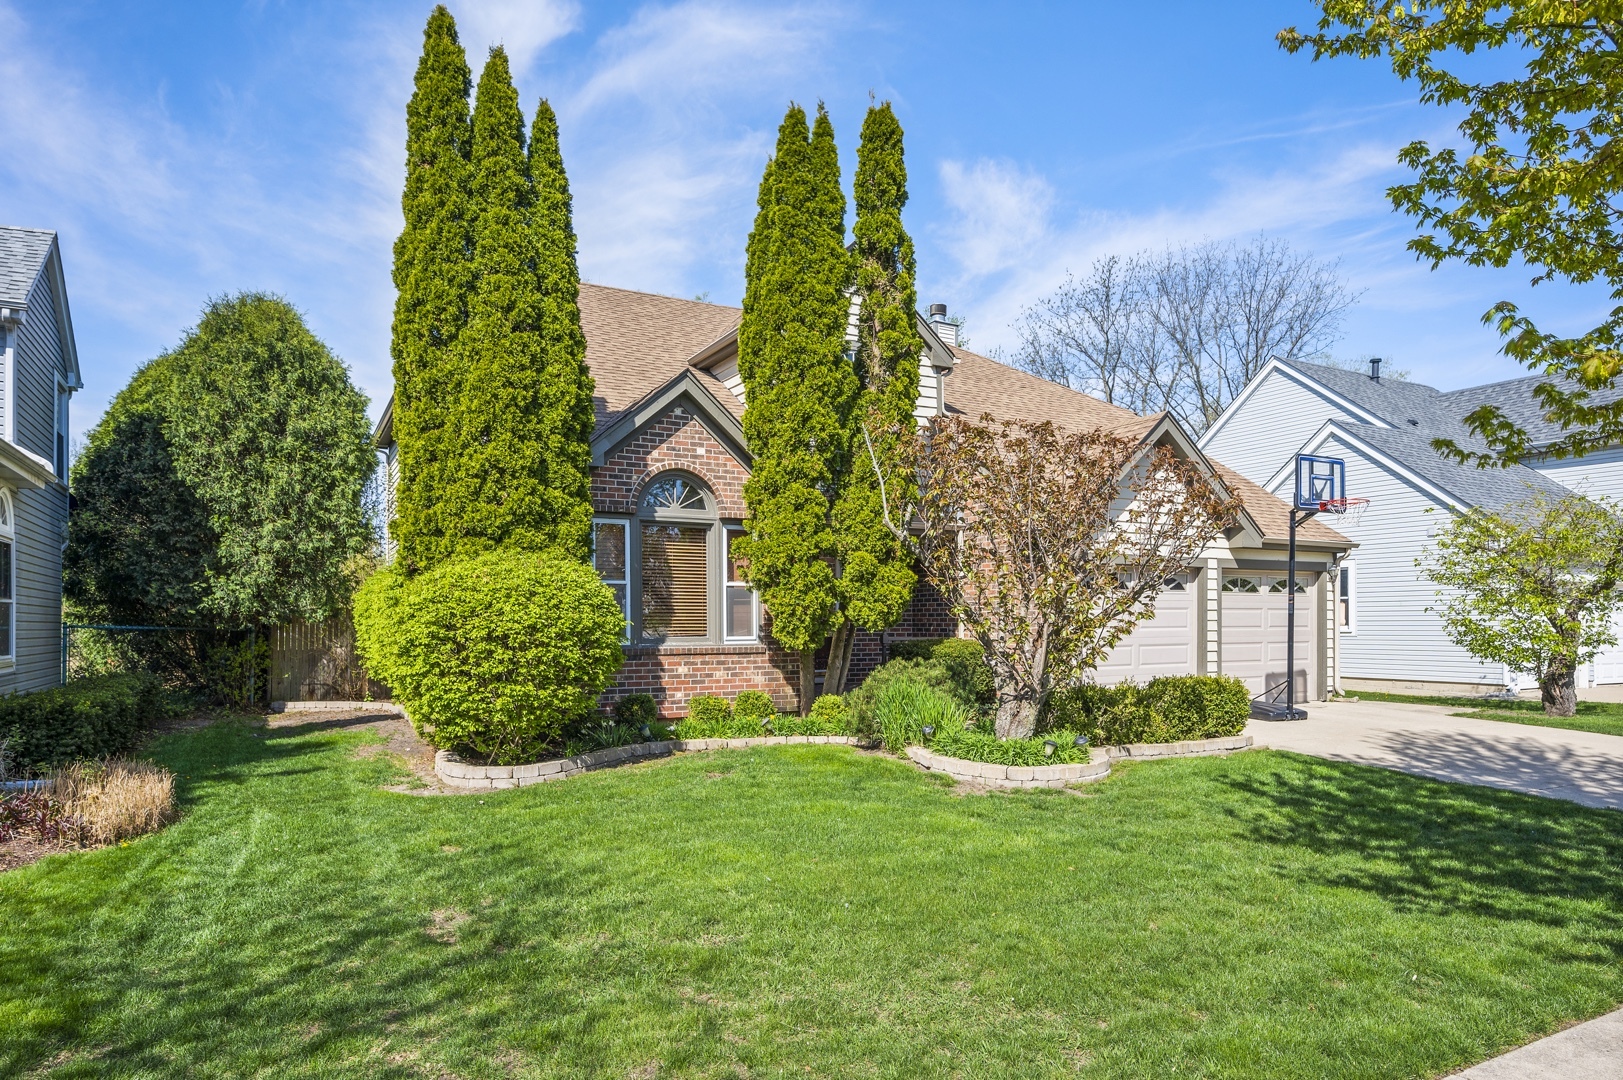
[
  {"xmin": 1368, "ymin": 357, "xmax": 1382, "ymax": 382},
  {"xmin": 929, "ymin": 303, "xmax": 958, "ymax": 347}
]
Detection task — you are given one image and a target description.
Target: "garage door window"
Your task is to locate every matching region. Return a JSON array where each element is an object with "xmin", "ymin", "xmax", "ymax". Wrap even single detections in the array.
[
  {"xmin": 1222, "ymin": 576, "xmax": 1258, "ymax": 593},
  {"xmin": 1266, "ymin": 576, "xmax": 1308, "ymax": 594}
]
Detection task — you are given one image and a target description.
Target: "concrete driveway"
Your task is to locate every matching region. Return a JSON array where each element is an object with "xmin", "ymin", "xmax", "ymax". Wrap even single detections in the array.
[{"xmin": 1245, "ymin": 699, "xmax": 1623, "ymax": 811}]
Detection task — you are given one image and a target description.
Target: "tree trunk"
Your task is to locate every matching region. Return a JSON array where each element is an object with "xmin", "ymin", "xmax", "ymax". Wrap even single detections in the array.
[
  {"xmin": 1540, "ymin": 657, "xmax": 1578, "ymax": 718},
  {"xmin": 798, "ymin": 647, "xmax": 816, "ymax": 716},
  {"xmin": 994, "ymin": 694, "xmax": 1039, "ymax": 739},
  {"xmin": 823, "ymin": 619, "xmax": 855, "ymax": 698}
]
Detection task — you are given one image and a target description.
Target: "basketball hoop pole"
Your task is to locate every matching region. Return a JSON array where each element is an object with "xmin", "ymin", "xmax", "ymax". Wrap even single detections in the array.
[{"xmin": 1287, "ymin": 506, "xmax": 1303, "ymax": 722}]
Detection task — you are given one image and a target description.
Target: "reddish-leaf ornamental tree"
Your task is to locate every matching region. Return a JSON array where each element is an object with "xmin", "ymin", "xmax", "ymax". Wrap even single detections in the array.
[{"xmin": 904, "ymin": 417, "xmax": 1238, "ymax": 739}]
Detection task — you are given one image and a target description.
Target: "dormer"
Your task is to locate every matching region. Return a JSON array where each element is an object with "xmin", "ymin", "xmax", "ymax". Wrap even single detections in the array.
[{"xmin": 687, "ymin": 301, "xmax": 958, "ymax": 426}]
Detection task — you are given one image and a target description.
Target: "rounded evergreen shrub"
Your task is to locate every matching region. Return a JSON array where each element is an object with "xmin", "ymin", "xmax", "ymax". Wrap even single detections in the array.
[
  {"xmin": 352, "ymin": 548, "xmax": 625, "ymax": 764},
  {"xmin": 733, "ymin": 690, "xmax": 777, "ymax": 724},
  {"xmin": 1043, "ymin": 675, "xmax": 1250, "ymax": 746}
]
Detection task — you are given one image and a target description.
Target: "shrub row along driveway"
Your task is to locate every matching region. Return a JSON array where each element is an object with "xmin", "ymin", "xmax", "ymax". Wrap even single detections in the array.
[
  {"xmin": 1248, "ymin": 700, "xmax": 1623, "ymax": 810},
  {"xmin": 3, "ymin": 713, "xmax": 1622, "ymax": 1078}
]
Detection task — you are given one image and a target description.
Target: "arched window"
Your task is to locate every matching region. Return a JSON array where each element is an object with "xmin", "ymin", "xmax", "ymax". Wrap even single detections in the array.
[
  {"xmin": 639, "ymin": 473, "xmax": 714, "ymax": 640},
  {"xmin": 0, "ymin": 489, "xmax": 15, "ymax": 659}
]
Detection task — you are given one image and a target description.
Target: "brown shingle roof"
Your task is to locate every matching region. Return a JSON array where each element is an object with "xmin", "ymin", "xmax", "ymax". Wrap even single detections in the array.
[
  {"xmin": 580, "ymin": 283, "xmax": 740, "ymax": 427},
  {"xmin": 1213, "ymin": 463, "xmax": 1350, "ymax": 546},
  {"xmin": 943, "ymin": 348, "xmax": 1159, "ymax": 440}
]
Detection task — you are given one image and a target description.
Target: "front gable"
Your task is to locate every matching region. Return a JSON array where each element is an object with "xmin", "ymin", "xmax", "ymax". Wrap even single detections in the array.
[
  {"xmin": 591, "ymin": 376, "xmax": 750, "ymax": 518},
  {"xmin": 1198, "ymin": 361, "xmax": 1388, "ymax": 487}
]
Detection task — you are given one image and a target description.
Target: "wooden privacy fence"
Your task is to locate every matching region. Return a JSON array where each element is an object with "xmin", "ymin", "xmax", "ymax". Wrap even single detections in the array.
[{"xmin": 270, "ymin": 617, "xmax": 389, "ymax": 703}]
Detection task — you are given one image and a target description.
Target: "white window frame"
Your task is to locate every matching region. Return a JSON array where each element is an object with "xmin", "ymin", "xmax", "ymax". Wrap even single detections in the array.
[
  {"xmin": 723, "ymin": 525, "xmax": 759, "ymax": 643},
  {"xmin": 1338, "ymin": 560, "xmax": 1357, "ymax": 635},
  {"xmin": 592, "ymin": 516, "xmax": 631, "ymax": 642},
  {"xmin": 0, "ymin": 489, "xmax": 16, "ymax": 662}
]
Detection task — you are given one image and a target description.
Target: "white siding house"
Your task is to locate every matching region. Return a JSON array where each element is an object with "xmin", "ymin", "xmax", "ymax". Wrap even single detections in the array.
[
  {"xmin": 0, "ymin": 227, "xmax": 81, "ymax": 693},
  {"xmin": 1202, "ymin": 357, "xmax": 1615, "ymax": 694}
]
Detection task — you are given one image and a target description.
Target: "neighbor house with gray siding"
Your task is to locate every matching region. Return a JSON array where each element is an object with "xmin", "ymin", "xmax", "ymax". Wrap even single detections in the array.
[
  {"xmin": 1200, "ymin": 357, "xmax": 1619, "ymax": 695},
  {"xmin": 0, "ymin": 227, "xmax": 80, "ymax": 693}
]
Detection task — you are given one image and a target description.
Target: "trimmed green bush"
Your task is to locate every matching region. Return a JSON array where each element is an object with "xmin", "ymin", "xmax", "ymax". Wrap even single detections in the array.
[
  {"xmin": 768, "ymin": 695, "xmax": 853, "ymax": 736},
  {"xmin": 673, "ymin": 696, "xmax": 762, "ymax": 739},
  {"xmin": 875, "ymin": 679, "xmax": 965, "ymax": 753},
  {"xmin": 613, "ymin": 693, "xmax": 657, "ymax": 728},
  {"xmin": 846, "ymin": 658, "xmax": 955, "ymax": 737},
  {"xmin": 927, "ymin": 728, "xmax": 1090, "ymax": 767},
  {"xmin": 1046, "ymin": 675, "xmax": 1250, "ymax": 746},
  {"xmin": 352, "ymin": 548, "xmax": 625, "ymax": 765},
  {"xmin": 889, "ymin": 638, "xmax": 995, "ymax": 707},
  {"xmin": 733, "ymin": 691, "xmax": 777, "ymax": 723},
  {"xmin": 0, "ymin": 674, "xmax": 183, "ymax": 775}
]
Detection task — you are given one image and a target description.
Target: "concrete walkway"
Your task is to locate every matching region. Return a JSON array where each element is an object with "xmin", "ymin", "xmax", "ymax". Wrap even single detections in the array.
[
  {"xmin": 1244, "ymin": 699, "xmax": 1623, "ymax": 810},
  {"xmin": 1450, "ymin": 1007, "xmax": 1623, "ymax": 1078}
]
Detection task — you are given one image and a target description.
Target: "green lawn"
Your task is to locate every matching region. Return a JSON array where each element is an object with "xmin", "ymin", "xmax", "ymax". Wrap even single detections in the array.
[
  {"xmin": 1345, "ymin": 690, "xmax": 1623, "ymax": 739},
  {"xmin": 4, "ymin": 716, "xmax": 1623, "ymax": 1079}
]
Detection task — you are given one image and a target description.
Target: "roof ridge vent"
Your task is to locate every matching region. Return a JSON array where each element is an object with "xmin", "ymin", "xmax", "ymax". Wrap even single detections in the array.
[{"xmin": 1368, "ymin": 357, "xmax": 1382, "ymax": 382}]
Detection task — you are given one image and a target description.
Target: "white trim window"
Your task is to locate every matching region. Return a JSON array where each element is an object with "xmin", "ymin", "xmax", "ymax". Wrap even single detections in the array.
[
  {"xmin": 1338, "ymin": 560, "xmax": 1357, "ymax": 634},
  {"xmin": 724, "ymin": 526, "xmax": 758, "ymax": 642},
  {"xmin": 592, "ymin": 518, "xmax": 630, "ymax": 641},
  {"xmin": 0, "ymin": 490, "xmax": 15, "ymax": 659}
]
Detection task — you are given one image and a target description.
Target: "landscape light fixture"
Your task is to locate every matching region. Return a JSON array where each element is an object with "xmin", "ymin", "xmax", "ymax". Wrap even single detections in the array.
[
  {"xmin": 1074, "ymin": 734, "xmax": 1089, "ymax": 748},
  {"xmin": 921, "ymin": 725, "xmax": 936, "ymax": 740},
  {"xmin": 1043, "ymin": 740, "xmax": 1057, "ymax": 758},
  {"xmin": 639, "ymin": 724, "xmax": 652, "ymax": 741},
  {"xmin": 761, "ymin": 717, "xmax": 773, "ymax": 734}
]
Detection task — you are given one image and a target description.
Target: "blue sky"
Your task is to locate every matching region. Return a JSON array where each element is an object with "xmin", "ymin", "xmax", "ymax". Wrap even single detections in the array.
[{"xmin": 2, "ymin": 0, "xmax": 1609, "ymax": 440}]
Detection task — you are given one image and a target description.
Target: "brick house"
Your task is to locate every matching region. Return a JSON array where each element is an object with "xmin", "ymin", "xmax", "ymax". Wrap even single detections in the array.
[{"xmin": 374, "ymin": 284, "xmax": 1353, "ymax": 716}]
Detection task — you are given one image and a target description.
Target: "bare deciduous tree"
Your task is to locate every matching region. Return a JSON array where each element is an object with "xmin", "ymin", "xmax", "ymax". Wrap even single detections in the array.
[
  {"xmin": 1010, "ymin": 236, "xmax": 1357, "ymax": 432},
  {"xmin": 901, "ymin": 417, "xmax": 1239, "ymax": 739}
]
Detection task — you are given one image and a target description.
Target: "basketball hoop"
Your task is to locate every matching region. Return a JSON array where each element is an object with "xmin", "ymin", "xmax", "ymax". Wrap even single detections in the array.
[{"xmin": 1316, "ymin": 497, "xmax": 1370, "ymax": 529}]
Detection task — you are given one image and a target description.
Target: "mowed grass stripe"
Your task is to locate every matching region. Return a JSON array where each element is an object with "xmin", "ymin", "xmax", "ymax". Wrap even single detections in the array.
[{"xmin": 1, "ymin": 715, "xmax": 1620, "ymax": 1078}]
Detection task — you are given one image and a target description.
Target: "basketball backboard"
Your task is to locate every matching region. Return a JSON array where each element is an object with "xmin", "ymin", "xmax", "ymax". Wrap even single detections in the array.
[{"xmin": 1294, "ymin": 454, "xmax": 1345, "ymax": 512}]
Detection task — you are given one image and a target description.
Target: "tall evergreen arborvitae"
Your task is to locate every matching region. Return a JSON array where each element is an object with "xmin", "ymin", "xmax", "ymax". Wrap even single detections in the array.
[
  {"xmin": 736, "ymin": 104, "xmax": 857, "ymax": 711},
  {"xmin": 826, "ymin": 101, "xmax": 923, "ymax": 693},
  {"xmin": 390, "ymin": 6, "xmax": 474, "ymax": 574},
  {"xmin": 427, "ymin": 48, "xmax": 590, "ymax": 564},
  {"xmin": 526, "ymin": 98, "xmax": 595, "ymax": 560}
]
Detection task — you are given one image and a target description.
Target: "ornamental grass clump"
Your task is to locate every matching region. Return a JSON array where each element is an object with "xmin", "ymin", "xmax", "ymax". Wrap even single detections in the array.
[
  {"xmin": 926, "ymin": 728, "xmax": 1090, "ymax": 767},
  {"xmin": 353, "ymin": 548, "xmax": 625, "ymax": 765},
  {"xmin": 47, "ymin": 759, "xmax": 177, "ymax": 845},
  {"xmin": 874, "ymin": 679, "xmax": 965, "ymax": 753}
]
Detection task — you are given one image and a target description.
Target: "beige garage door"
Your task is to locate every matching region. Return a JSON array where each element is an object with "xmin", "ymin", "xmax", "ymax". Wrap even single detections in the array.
[
  {"xmin": 1096, "ymin": 574, "xmax": 1197, "ymax": 686},
  {"xmin": 1220, "ymin": 574, "xmax": 1316, "ymax": 699}
]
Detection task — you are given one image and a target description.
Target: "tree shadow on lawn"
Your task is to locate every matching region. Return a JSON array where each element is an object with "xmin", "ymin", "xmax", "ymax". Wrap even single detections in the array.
[{"xmin": 1219, "ymin": 753, "xmax": 1623, "ymax": 950}]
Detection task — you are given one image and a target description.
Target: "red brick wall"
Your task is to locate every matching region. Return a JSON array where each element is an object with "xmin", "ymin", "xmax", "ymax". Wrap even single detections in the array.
[
  {"xmin": 599, "ymin": 642, "xmax": 801, "ymax": 718},
  {"xmin": 590, "ymin": 402, "xmax": 958, "ymax": 714},
  {"xmin": 592, "ymin": 402, "xmax": 749, "ymax": 518}
]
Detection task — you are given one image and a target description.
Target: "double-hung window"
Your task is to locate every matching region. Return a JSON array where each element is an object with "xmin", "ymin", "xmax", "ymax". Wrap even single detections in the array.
[
  {"xmin": 725, "ymin": 527, "xmax": 757, "ymax": 642},
  {"xmin": 54, "ymin": 379, "xmax": 70, "ymax": 482},
  {"xmin": 1338, "ymin": 561, "xmax": 1357, "ymax": 633},
  {"xmin": 592, "ymin": 518, "xmax": 630, "ymax": 640}
]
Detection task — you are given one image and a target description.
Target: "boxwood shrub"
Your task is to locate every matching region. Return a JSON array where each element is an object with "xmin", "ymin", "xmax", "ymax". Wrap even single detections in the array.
[
  {"xmin": 0, "ymin": 673, "xmax": 183, "ymax": 775},
  {"xmin": 1046, "ymin": 675, "xmax": 1250, "ymax": 746},
  {"xmin": 352, "ymin": 549, "xmax": 626, "ymax": 765}
]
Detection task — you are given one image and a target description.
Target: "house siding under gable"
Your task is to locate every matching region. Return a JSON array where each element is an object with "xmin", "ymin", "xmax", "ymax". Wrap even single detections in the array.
[
  {"xmin": 1279, "ymin": 433, "xmax": 1503, "ymax": 687},
  {"xmin": 1201, "ymin": 367, "xmax": 1371, "ymax": 486}
]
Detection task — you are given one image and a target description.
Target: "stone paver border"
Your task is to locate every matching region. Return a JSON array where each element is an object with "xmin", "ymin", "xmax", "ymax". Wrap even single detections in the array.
[
  {"xmin": 434, "ymin": 735, "xmax": 860, "ymax": 789},
  {"xmin": 907, "ymin": 733, "xmax": 1253, "ymax": 790},
  {"xmin": 434, "ymin": 732, "xmax": 1254, "ymax": 792}
]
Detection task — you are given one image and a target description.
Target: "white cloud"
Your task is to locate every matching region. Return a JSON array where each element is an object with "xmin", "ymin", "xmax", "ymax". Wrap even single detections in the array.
[
  {"xmin": 937, "ymin": 158, "xmax": 1056, "ymax": 277},
  {"xmin": 457, "ymin": 0, "xmax": 581, "ymax": 74}
]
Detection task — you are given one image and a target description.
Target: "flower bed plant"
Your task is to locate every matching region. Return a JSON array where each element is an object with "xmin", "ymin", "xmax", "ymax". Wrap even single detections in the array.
[
  {"xmin": 925, "ymin": 727, "xmax": 1090, "ymax": 767},
  {"xmin": 672, "ymin": 693, "xmax": 854, "ymax": 739}
]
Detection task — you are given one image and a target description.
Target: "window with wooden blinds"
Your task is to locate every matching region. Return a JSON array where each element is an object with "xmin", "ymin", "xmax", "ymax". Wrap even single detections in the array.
[{"xmin": 641, "ymin": 525, "xmax": 708, "ymax": 638}]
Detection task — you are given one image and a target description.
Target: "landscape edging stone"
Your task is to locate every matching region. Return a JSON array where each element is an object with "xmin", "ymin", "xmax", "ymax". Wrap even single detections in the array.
[
  {"xmin": 434, "ymin": 735, "xmax": 859, "ymax": 790},
  {"xmin": 904, "ymin": 733, "xmax": 1253, "ymax": 790}
]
